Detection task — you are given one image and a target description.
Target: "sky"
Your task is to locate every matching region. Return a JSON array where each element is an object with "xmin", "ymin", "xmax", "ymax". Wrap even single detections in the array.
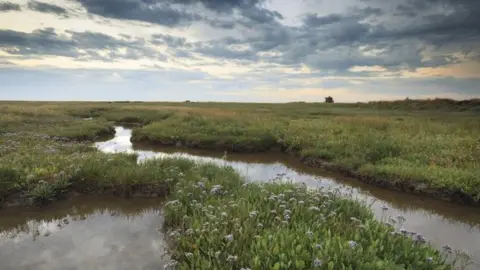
[{"xmin": 0, "ymin": 0, "xmax": 479, "ymax": 102}]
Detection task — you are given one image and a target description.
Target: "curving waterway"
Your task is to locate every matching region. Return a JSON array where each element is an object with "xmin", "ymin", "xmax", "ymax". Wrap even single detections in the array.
[
  {"xmin": 1, "ymin": 126, "xmax": 479, "ymax": 269},
  {"xmin": 98, "ymin": 126, "xmax": 480, "ymax": 269}
]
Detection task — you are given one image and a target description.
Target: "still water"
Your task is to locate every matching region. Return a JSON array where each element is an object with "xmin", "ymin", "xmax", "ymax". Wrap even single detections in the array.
[{"xmin": 0, "ymin": 196, "xmax": 168, "ymax": 270}]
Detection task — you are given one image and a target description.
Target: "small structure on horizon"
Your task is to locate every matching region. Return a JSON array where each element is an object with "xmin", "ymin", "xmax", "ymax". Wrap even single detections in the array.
[{"xmin": 325, "ymin": 96, "xmax": 334, "ymax": 103}]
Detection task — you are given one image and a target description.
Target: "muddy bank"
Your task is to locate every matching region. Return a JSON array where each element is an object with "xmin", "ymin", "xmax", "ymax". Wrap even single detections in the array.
[
  {"xmin": 131, "ymin": 136, "xmax": 277, "ymax": 153},
  {"xmin": 131, "ymin": 138, "xmax": 281, "ymax": 153},
  {"xmin": 1, "ymin": 182, "xmax": 170, "ymax": 209},
  {"xmin": 54, "ymin": 126, "xmax": 116, "ymax": 142}
]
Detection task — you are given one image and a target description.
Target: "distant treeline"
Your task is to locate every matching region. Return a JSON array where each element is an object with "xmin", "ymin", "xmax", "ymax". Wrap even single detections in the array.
[{"xmin": 359, "ymin": 98, "xmax": 480, "ymax": 112}]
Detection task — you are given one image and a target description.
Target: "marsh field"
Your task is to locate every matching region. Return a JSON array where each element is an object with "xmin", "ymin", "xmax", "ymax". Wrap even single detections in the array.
[{"xmin": 0, "ymin": 99, "xmax": 479, "ymax": 269}]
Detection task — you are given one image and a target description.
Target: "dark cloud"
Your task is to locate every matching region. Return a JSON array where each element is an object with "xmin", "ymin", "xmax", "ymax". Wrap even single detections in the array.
[
  {"xmin": 151, "ymin": 34, "xmax": 189, "ymax": 48},
  {"xmin": 75, "ymin": 0, "xmax": 203, "ymax": 27},
  {"xmin": 74, "ymin": 0, "xmax": 280, "ymax": 28},
  {"xmin": 240, "ymin": 6, "xmax": 283, "ymax": 24},
  {"xmin": 205, "ymin": 19, "xmax": 236, "ymax": 29},
  {"xmin": 28, "ymin": 1, "xmax": 68, "ymax": 15},
  {"xmin": 303, "ymin": 14, "xmax": 342, "ymax": 27},
  {"xmin": 174, "ymin": 50, "xmax": 192, "ymax": 58},
  {"xmin": 371, "ymin": 0, "xmax": 480, "ymax": 54},
  {"xmin": 214, "ymin": 0, "xmax": 480, "ymax": 71},
  {"xmin": 0, "ymin": 1, "xmax": 21, "ymax": 11},
  {"xmin": 0, "ymin": 28, "xmax": 165, "ymax": 61},
  {"xmin": 355, "ymin": 6, "xmax": 383, "ymax": 17},
  {"xmin": 304, "ymin": 6, "xmax": 381, "ymax": 27},
  {"xmin": 246, "ymin": 25, "xmax": 292, "ymax": 51},
  {"xmin": 0, "ymin": 28, "xmax": 77, "ymax": 57},
  {"xmin": 170, "ymin": 0, "xmax": 263, "ymax": 13},
  {"xmin": 394, "ymin": 4, "xmax": 416, "ymax": 17}
]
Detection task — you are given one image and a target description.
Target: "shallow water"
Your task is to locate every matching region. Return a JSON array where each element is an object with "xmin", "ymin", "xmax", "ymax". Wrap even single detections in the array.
[
  {"xmin": 0, "ymin": 196, "xmax": 168, "ymax": 270},
  {"xmin": 97, "ymin": 126, "xmax": 480, "ymax": 268}
]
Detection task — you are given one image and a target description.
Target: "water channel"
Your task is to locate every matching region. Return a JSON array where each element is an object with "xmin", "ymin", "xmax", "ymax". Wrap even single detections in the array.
[
  {"xmin": 0, "ymin": 196, "xmax": 168, "ymax": 270},
  {"xmin": 1, "ymin": 126, "xmax": 479, "ymax": 269}
]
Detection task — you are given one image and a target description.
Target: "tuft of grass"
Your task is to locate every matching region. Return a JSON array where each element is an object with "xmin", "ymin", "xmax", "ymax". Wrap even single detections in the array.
[
  {"xmin": 66, "ymin": 106, "xmax": 112, "ymax": 118},
  {"xmin": 44, "ymin": 119, "xmax": 115, "ymax": 141},
  {"xmin": 25, "ymin": 175, "xmax": 71, "ymax": 204},
  {"xmin": 100, "ymin": 108, "xmax": 174, "ymax": 125}
]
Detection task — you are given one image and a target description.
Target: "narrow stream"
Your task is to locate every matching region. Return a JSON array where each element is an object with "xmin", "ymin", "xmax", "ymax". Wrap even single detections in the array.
[{"xmin": 97, "ymin": 126, "xmax": 480, "ymax": 268}]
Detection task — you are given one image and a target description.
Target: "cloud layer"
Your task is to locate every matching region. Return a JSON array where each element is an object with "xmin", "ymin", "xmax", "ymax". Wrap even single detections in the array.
[{"xmin": 0, "ymin": 0, "xmax": 479, "ymax": 101}]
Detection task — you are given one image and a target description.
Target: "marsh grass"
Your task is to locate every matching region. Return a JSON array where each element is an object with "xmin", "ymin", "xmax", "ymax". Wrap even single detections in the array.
[
  {"xmin": 100, "ymin": 108, "xmax": 174, "ymax": 125},
  {"xmin": 0, "ymin": 131, "xmax": 194, "ymax": 203},
  {"xmin": 163, "ymin": 165, "xmax": 458, "ymax": 269},
  {"xmin": 66, "ymin": 105, "xmax": 111, "ymax": 118},
  {"xmin": 1, "ymin": 100, "xmax": 479, "ymax": 204},
  {"xmin": 132, "ymin": 107, "xmax": 480, "ymax": 202},
  {"xmin": 132, "ymin": 114, "xmax": 278, "ymax": 152},
  {"xmin": 0, "ymin": 108, "xmax": 178, "ymax": 203},
  {"xmin": 43, "ymin": 119, "xmax": 115, "ymax": 141},
  {"xmin": 278, "ymin": 116, "xmax": 480, "ymax": 200}
]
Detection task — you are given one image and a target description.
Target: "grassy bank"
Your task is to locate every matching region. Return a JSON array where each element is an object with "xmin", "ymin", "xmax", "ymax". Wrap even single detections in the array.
[
  {"xmin": 131, "ymin": 114, "xmax": 278, "ymax": 152},
  {"xmin": 279, "ymin": 115, "xmax": 479, "ymax": 203},
  {"xmin": 132, "ymin": 111, "xmax": 480, "ymax": 204}
]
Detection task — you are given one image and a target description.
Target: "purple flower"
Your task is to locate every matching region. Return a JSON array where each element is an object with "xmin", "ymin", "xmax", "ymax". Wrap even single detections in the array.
[
  {"xmin": 224, "ymin": 234, "xmax": 233, "ymax": 242},
  {"xmin": 348, "ymin": 240, "xmax": 358, "ymax": 248}
]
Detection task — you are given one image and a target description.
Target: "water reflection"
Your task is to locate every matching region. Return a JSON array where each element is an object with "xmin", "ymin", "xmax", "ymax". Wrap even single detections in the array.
[
  {"xmin": 95, "ymin": 126, "xmax": 480, "ymax": 268},
  {"xmin": 0, "ymin": 196, "xmax": 167, "ymax": 270}
]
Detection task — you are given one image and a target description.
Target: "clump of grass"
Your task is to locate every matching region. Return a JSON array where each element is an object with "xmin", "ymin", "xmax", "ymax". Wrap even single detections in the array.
[
  {"xmin": 132, "ymin": 114, "xmax": 277, "ymax": 152},
  {"xmin": 0, "ymin": 167, "xmax": 22, "ymax": 199},
  {"xmin": 163, "ymin": 163, "xmax": 458, "ymax": 269},
  {"xmin": 100, "ymin": 109, "xmax": 174, "ymax": 125},
  {"xmin": 66, "ymin": 106, "xmax": 111, "ymax": 118},
  {"xmin": 25, "ymin": 173, "xmax": 71, "ymax": 204},
  {"xmin": 44, "ymin": 119, "xmax": 115, "ymax": 141}
]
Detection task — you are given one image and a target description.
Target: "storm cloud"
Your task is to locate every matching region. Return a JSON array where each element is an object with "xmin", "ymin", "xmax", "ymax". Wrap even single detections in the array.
[
  {"xmin": 3, "ymin": 0, "xmax": 479, "ymax": 71},
  {"xmin": 0, "ymin": 1, "xmax": 20, "ymax": 11},
  {"xmin": 0, "ymin": 0, "xmax": 479, "ymax": 101},
  {"xmin": 75, "ymin": 0, "xmax": 203, "ymax": 27},
  {"xmin": 0, "ymin": 28, "xmax": 164, "ymax": 61},
  {"xmin": 28, "ymin": 1, "xmax": 68, "ymax": 15}
]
